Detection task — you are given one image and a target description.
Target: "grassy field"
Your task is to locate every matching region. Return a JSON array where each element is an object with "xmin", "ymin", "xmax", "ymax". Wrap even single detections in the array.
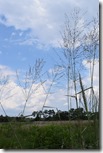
[{"xmin": 0, "ymin": 120, "xmax": 99, "ymax": 149}]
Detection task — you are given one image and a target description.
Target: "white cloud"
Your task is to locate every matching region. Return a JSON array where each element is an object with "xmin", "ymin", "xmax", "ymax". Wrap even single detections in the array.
[
  {"xmin": 0, "ymin": 65, "xmax": 15, "ymax": 77},
  {"xmin": 0, "ymin": 73, "xmax": 67, "ymax": 116},
  {"xmin": 82, "ymin": 59, "xmax": 99, "ymax": 93},
  {"xmin": 0, "ymin": 57, "xmax": 99, "ymax": 116},
  {"xmin": 0, "ymin": 0, "xmax": 98, "ymax": 46}
]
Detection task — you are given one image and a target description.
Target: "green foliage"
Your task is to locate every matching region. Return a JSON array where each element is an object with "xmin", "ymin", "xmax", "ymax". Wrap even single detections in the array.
[
  {"xmin": 0, "ymin": 121, "xmax": 99, "ymax": 149},
  {"xmin": 0, "ymin": 108, "xmax": 99, "ymax": 122}
]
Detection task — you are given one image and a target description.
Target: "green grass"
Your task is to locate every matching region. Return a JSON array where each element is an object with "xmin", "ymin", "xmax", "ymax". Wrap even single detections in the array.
[{"xmin": 0, "ymin": 121, "xmax": 99, "ymax": 149}]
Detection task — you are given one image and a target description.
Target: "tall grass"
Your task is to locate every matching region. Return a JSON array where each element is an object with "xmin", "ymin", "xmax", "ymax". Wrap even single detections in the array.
[
  {"xmin": 0, "ymin": 121, "xmax": 99, "ymax": 149},
  {"xmin": 78, "ymin": 73, "xmax": 99, "ymax": 149}
]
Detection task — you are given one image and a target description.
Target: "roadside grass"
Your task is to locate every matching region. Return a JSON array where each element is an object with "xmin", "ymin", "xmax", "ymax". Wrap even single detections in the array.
[{"xmin": 0, "ymin": 120, "xmax": 99, "ymax": 149}]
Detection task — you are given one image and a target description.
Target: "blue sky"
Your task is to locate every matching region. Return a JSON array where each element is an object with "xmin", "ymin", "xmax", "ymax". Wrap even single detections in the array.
[{"xmin": 0, "ymin": 0, "xmax": 99, "ymax": 116}]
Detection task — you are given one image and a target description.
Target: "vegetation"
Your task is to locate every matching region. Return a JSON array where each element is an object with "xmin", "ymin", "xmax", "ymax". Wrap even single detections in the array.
[
  {"xmin": 0, "ymin": 106, "xmax": 99, "ymax": 149},
  {"xmin": 0, "ymin": 108, "xmax": 99, "ymax": 122},
  {"xmin": 0, "ymin": 121, "xmax": 99, "ymax": 149},
  {"xmin": 0, "ymin": 9, "xmax": 99, "ymax": 150}
]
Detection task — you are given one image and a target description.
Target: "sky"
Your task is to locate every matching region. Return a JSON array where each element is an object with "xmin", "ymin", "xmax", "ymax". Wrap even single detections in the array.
[{"xmin": 0, "ymin": 0, "xmax": 99, "ymax": 116}]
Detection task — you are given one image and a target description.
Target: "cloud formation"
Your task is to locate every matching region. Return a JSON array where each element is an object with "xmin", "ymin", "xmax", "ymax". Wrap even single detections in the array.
[
  {"xmin": 0, "ymin": 1, "xmax": 99, "ymax": 116},
  {"xmin": 0, "ymin": 65, "xmax": 15, "ymax": 77},
  {"xmin": 0, "ymin": 0, "xmax": 98, "ymax": 46},
  {"xmin": 0, "ymin": 58, "xmax": 99, "ymax": 116},
  {"xmin": 0, "ymin": 81, "xmax": 67, "ymax": 116},
  {"xmin": 82, "ymin": 59, "xmax": 99, "ymax": 93},
  {"xmin": 0, "ymin": 65, "xmax": 67, "ymax": 116}
]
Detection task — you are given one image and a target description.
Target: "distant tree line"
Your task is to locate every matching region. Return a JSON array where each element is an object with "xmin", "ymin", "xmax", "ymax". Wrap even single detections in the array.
[
  {"xmin": 32, "ymin": 108, "xmax": 99, "ymax": 121},
  {"xmin": 0, "ymin": 107, "xmax": 99, "ymax": 122}
]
